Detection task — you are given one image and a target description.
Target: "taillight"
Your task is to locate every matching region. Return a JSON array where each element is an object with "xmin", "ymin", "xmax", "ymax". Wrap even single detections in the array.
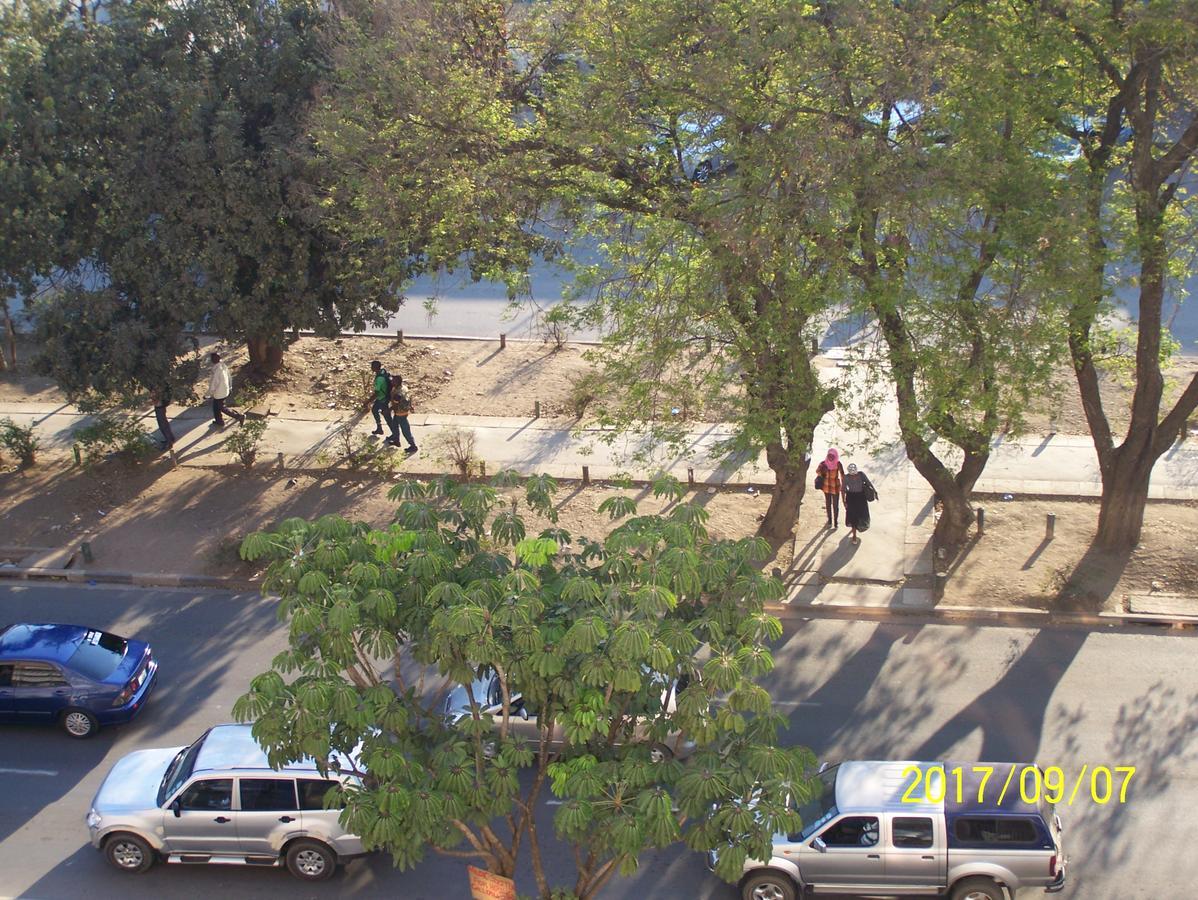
[
  {"xmin": 1049, "ymin": 854, "xmax": 1057, "ymax": 876},
  {"xmin": 111, "ymin": 666, "xmax": 144, "ymax": 706}
]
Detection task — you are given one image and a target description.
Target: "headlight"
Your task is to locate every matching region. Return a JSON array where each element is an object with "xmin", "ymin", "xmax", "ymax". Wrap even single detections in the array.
[{"xmin": 86, "ymin": 809, "xmax": 102, "ymax": 829}]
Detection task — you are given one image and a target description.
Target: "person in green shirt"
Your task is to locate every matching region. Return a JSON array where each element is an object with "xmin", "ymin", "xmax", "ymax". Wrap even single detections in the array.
[{"xmin": 369, "ymin": 360, "xmax": 398, "ymax": 442}]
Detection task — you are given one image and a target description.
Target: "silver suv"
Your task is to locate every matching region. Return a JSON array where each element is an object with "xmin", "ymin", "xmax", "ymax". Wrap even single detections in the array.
[
  {"xmin": 722, "ymin": 760, "xmax": 1066, "ymax": 900},
  {"xmin": 86, "ymin": 724, "xmax": 367, "ymax": 882}
]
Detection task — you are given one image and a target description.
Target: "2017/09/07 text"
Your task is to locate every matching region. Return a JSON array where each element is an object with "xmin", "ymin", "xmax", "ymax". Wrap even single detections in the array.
[{"xmin": 902, "ymin": 765, "xmax": 1135, "ymax": 806}]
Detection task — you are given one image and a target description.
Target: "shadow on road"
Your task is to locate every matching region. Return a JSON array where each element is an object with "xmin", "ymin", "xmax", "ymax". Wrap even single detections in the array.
[{"xmin": 915, "ymin": 629, "xmax": 1088, "ymax": 761}]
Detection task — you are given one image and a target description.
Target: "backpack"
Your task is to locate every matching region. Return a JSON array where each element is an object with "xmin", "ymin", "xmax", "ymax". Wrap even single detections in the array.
[{"xmin": 390, "ymin": 379, "xmax": 412, "ymax": 415}]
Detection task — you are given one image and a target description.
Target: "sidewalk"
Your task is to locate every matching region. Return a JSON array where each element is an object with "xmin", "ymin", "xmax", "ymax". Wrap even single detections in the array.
[{"xmin": 4, "ymin": 400, "xmax": 1198, "ymax": 619}]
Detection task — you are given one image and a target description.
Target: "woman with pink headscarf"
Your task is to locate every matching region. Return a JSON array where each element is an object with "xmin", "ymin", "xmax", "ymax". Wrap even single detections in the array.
[{"xmin": 815, "ymin": 447, "xmax": 846, "ymax": 528}]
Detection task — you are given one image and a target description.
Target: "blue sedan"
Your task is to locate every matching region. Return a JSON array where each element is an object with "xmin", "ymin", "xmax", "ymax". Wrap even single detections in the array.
[{"xmin": 0, "ymin": 623, "xmax": 158, "ymax": 738}]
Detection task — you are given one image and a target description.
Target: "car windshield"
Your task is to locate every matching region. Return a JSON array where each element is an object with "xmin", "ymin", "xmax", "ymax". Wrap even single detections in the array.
[
  {"xmin": 157, "ymin": 735, "xmax": 205, "ymax": 807},
  {"xmin": 66, "ymin": 630, "xmax": 127, "ymax": 680},
  {"xmin": 794, "ymin": 766, "xmax": 840, "ymax": 840}
]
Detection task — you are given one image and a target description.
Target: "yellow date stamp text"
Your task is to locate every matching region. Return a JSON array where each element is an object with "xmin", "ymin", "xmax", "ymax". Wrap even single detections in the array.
[{"xmin": 901, "ymin": 764, "xmax": 1135, "ymax": 806}]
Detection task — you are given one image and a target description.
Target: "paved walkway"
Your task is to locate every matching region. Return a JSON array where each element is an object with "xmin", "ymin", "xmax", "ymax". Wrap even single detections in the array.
[{"xmin": 4, "ymin": 400, "xmax": 1198, "ymax": 613}]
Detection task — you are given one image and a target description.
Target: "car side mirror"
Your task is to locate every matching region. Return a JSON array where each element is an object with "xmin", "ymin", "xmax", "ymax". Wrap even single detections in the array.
[
  {"xmin": 812, "ymin": 837, "xmax": 827, "ymax": 853},
  {"xmin": 170, "ymin": 799, "xmax": 182, "ymax": 818},
  {"xmin": 518, "ymin": 706, "xmax": 529, "ymax": 721}
]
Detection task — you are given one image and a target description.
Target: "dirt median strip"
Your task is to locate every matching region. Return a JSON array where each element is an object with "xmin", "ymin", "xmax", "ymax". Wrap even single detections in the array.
[{"xmin": 1, "ymin": 563, "xmax": 1195, "ymax": 631}]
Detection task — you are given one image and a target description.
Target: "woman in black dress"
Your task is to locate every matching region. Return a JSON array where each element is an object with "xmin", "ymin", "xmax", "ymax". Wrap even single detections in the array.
[{"xmin": 843, "ymin": 463, "xmax": 876, "ymax": 545}]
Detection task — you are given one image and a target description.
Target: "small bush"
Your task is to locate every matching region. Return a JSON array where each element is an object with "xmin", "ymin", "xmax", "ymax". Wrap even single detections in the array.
[
  {"xmin": 73, "ymin": 412, "xmax": 156, "ymax": 465},
  {"xmin": 432, "ymin": 427, "xmax": 477, "ymax": 478},
  {"xmin": 334, "ymin": 424, "xmax": 395, "ymax": 473},
  {"xmin": 0, "ymin": 418, "xmax": 39, "ymax": 467},
  {"xmin": 232, "ymin": 380, "xmax": 265, "ymax": 410},
  {"xmin": 225, "ymin": 417, "xmax": 268, "ymax": 468},
  {"xmin": 567, "ymin": 371, "xmax": 603, "ymax": 419},
  {"xmin": 538, "ymin": 304, "xmax": 573, "ymax": 351}
]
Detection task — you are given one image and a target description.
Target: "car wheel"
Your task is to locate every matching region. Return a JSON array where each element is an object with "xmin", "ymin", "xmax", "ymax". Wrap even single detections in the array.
[
  {"xmin": 105, "ymin": 833, "xmax": 155, "ymax": 873},
  {"xmin": 61, "ymin": 708, "xmax": 98, "ymax": 738},
  {"xmin": 286, "ymin": 839, "xmax": 337, "ymax": 882},
  {"xmin": 648, "ymin": 742, "xmax": 674, "ymax": 764},
  {"xmin": 951, "ymin": 877, "xmax": 1004, "ymax": 900},
  {"xmin": 740, "ymin": 870, "xmax": 797, "ymax": 900}
]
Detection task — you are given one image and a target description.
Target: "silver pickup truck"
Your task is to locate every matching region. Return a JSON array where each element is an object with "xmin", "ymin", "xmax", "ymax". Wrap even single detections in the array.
[{"xmin": 720, "ymin": 760, "xmax": 1066, "ymax": 900}]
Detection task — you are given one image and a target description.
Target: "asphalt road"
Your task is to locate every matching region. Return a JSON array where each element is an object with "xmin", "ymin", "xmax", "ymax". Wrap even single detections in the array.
[{"xmin": 2, "ymin": 583, "xmax": 1197, "ymax": 900}]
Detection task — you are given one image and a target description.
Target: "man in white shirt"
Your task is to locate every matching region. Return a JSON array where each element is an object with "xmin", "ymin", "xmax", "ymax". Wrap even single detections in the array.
[{"xmin": 205, "ymin": 352, "xmax": 246, "ymax": 428}]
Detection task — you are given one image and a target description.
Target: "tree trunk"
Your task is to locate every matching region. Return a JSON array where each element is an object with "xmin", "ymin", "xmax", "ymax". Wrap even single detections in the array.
[
  {"xmin": 246, "ymin": 334, "xmax": 284, "ymax": 375},
  {"xmin": 758, "ymin": 441, "xmax": 810, "ymax": 550},
  {"xmin": 1094, "ymin": 457, "xmax": 1152, "ymax": 549},
  {"xmin": 0, "ymin": 299, "xmax": 15, "ymax": 371}
]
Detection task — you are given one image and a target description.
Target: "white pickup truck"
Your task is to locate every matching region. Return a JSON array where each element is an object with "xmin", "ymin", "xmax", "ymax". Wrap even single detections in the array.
[{"xmin": 718, "ymin": 760, "xmax": 1066, "ymax": 900}]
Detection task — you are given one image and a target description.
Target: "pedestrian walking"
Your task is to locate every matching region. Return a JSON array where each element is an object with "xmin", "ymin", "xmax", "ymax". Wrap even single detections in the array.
[
  {"xmin": 152, "ymin": 385, "xmax": 177, "ymax": 452},
  {"xmin": 369, "ymin": 360, "xmax": 398, "ymax": 440},
  {"xmin": 815, "ymin": 447, "xmax": 845, "ymax": 528},
  {"xmin": 205, "ymin": 352, "xmax": 245, "ymax": 429},
  {"xmin": 843, "ymin": 462, "xmax": 878, "ymax": 544},
  {"xmin": 388, "ymin": 374, "xmax": 418, "ymax": 454}
]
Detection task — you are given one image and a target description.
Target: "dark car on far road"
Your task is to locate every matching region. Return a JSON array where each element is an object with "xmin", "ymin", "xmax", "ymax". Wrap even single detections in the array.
[{"xmin": 0, "ymin": 623, "xmax": 157, "ymax": 738}]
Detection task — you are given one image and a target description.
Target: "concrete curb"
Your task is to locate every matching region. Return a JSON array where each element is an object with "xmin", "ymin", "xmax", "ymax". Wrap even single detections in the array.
[
  {"xmin": 0, "ymin": 566, "xmax": 255, "ymax": 592},
  {"xmin": 767, "ymin": 600, "xmax": 1198, "ymax": 631}
]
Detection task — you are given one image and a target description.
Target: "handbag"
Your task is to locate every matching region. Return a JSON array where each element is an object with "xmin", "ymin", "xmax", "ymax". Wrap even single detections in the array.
[
  {"xmin": 814, "ymin": 472, "xmax": 825, "ymax": 491},
  {"xmin": 865, "ymin": 478, "xmax": 878, "ymax": 502}
]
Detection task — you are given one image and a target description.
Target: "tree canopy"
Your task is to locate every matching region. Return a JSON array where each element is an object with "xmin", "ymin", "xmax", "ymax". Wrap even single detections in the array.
[
  {"xmin": 235, "ymin": 472, "xmax": 817, "ymax": 898},
  {"xmin": 14, "ymin": 0, "xmax": 400, "ymax": 398}
]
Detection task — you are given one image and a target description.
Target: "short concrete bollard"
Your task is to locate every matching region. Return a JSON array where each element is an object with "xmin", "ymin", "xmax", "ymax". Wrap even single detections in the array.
[
  {"xmin": 1046, "ymin": 513, "xmax": 1056, "ymax": 539},
  {"xmin": 582, "ymin": 465, "xmax": 590, "ymax": 485},
  {"xmin": 687, "ymin": 467, "xmax": 694, "ymax": 486},
  {"xmin": 976, "ymin": 507, "xmax": 985, "ymax": 535},
  {"xmin": 73, "ymin": 445, "xmax": 81, "ymax": 466},
  {"xmin": 480, "ymin": 461, "xmax": 486, "ymax": 478},
  {"xmin": 534, "ymin": 400, "xmax": 541, "ymax": 419},
  {"xmin": 810, "ymin": 336, "xmax": 819, "ymax": 355},
  {"xmin": 500, "ymin": 333, "xmax": 506, "ymax": 350},
  {"xmin": 277, "ymin": 452, "xmax": 285, "ymax": 470},
  {"xmin": 396, "ymin": 329, "xmax": 404, "ymax": 344}
]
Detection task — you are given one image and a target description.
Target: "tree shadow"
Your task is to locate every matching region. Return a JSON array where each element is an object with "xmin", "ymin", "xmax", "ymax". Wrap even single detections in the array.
[
  {"xmin": 1056, "ymin": 541, "xmax": 1134, "ymax": 613},
  {"xmin": 1063, "ymin": 681, "xmax": 1198, "ymax": 895},
  {"xmin": 770, "ymin": 621, "xmax": 944, "ymax": 758},
  {"xmin": 0, "ymin": 458, "xmax": 172, "ymax": 551},
  {"xmin": 915, "ymin": 628, "xmax": 1088, "ymax": 761}
]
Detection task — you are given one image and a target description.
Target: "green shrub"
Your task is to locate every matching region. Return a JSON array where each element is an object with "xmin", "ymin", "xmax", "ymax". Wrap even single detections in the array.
[
  {"xmin": 232, "ymin": 381, "xmax": 265, "ymax": 410},
  {"xmin": 0, "ymin": 418, "xmax": 40, "ymax": 467},
  {"xmin": 73, "ymin": 412, "xmax": 156, "ymax": 465},
  {"xmin": 568, "ymin": 371, "xmax": 603, "ymax": 419},
  {"xmin": 224, "ymin": 417, "xmax": 268, "ymax": 468}
]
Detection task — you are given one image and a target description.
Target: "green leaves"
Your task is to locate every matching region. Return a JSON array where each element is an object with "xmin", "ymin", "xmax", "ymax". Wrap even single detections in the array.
[
  {"xmin": 514, "ymin": 537, "xmax": 558, "ymax": 567},
  {"xmin": 597, "ymin": 495, "xmax": 638, "ymax": 520},
  {"xmin": 237, "ymin": 471, "xmax": 813, "ymax": 897}
]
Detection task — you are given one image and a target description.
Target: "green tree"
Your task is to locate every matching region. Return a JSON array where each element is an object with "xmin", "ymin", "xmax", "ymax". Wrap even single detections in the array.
[
  {"xmin": 29, "ymin": 0, "xmax": 394, "ymax": 399},
  {"xmin": 235, "ymin": 473, "xmax": 816, "ymax": 898},
  {"xmin": 0, "ymin": 0, "xmax": 104, "ymax": 370},
  {"xmin": 820, "ymin": 3, "xmax": 1079, "ymax": 545},
  {"xmin": 315, "ymin": 0, "xmax": 865, "ymax": 547},
  {"xmin": 1028, "ymin": 1, "xmax": 1198, "ymax": 549}
]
